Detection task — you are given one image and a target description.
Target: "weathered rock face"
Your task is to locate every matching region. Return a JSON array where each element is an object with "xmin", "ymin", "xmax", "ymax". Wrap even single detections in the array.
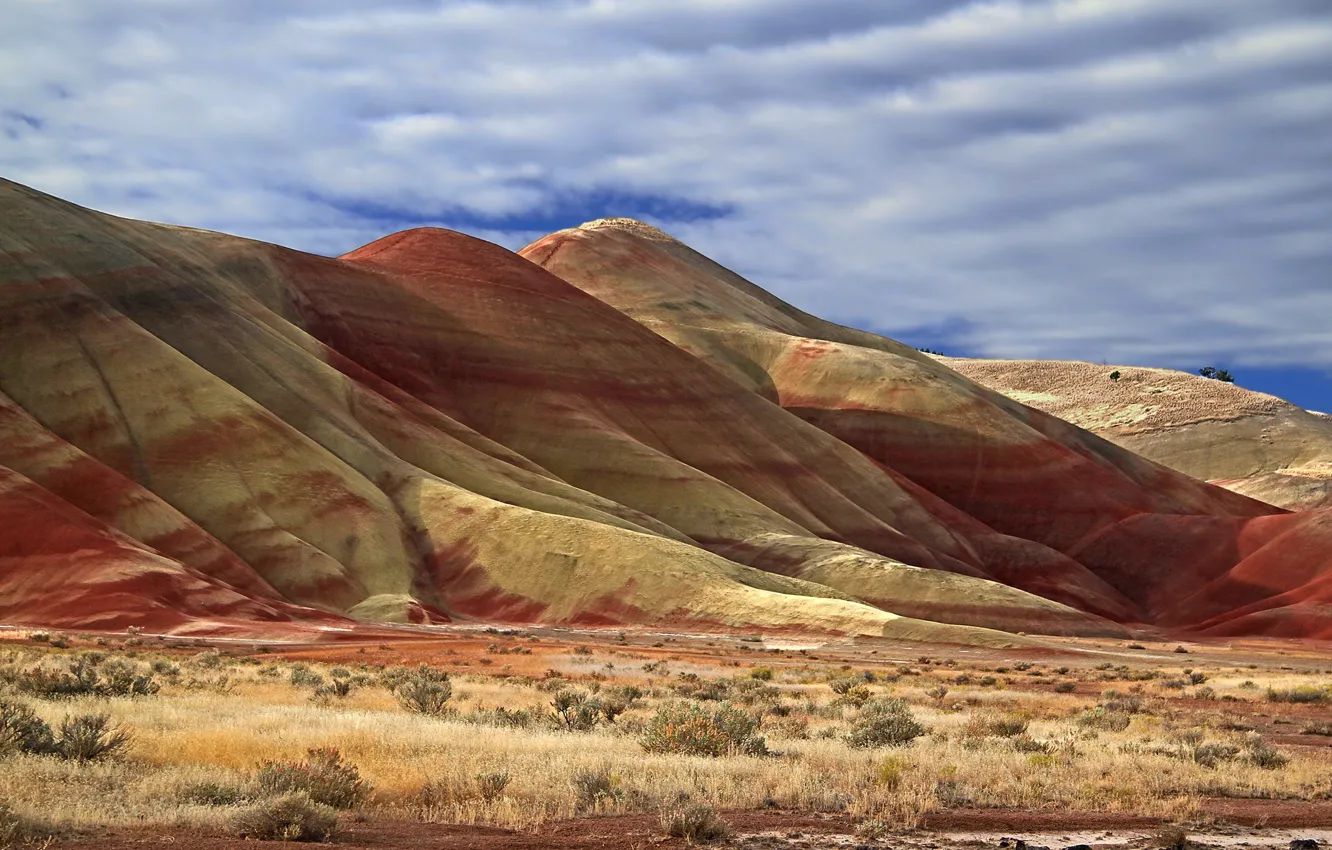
[
  {"xmin": 942, "ymin": 358, "xmax": 1332, "ymax": 512},
  {"xmin": 1, "ymin": 180, "xmax": 1328, "ymax": 640}
]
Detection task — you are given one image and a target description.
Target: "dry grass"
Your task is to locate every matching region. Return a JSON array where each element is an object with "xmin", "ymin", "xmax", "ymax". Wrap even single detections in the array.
[{"xmin": 0, "ymin": 636, "xmax": 1328, "ymax": 833}]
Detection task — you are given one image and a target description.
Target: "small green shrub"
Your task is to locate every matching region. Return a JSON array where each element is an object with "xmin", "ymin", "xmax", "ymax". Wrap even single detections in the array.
[
  {"xmin": 845, "ymin": 699, "xmax": 926, "ymax": 749},
  {"xmin": 1076, "ymin": 707, "xmax": 1131, "ymax": 732},
  {"xmin": 659, "ymin": 798, "xmax": 728, "ymax": 843},
  {"xmin": 969, "ymin": 713, "xmax": 1029, "ymax": 738},
  {"xmin": 1243, "ymin": 734, "xmax": 1289, "ymax": 770},
  {"xmin": 571, "ymin": 768, "xmax": 619, "ymax": 810},
  {"xmin": 393, "ymin": 666, "xmax": 453, "ymax": 716},
  {"xmin": 1010, "ymin": 734, "xmax": 1053, "ymax": 754},
  {"xmin": 256, "ymin": 748, "xmax": 368, "ymax": 810},
  {"xmin": 467, "ymin": 706, "xmax": 543, "ymax": 729},
  {"xmin": 1188, "ymin": 741, "xmax": 1240, "ymax": 768},
  {"xmin": 16, "ymin": 655, "xmax": 158, "ymax": 700},
  {"xmin": 640, "ymin": 702, "xmax": 766, "ymax": 757},
  {"xmin": 552, "ymin": 688, "xmax": 635, "ymax": 731},
  {"xmin": 1266, "ymin": 686, "xmax": 1328, "ymax": 704},
  {"xmin": 0, "ymin": 701, "xmax": 55, "ymax": 756},
  {"xmin": 288, "ymin": 665, "xmax": 325, "ymax": 689},
  {"xmin": 230, "ymin": 793, "xmax": 338, "ymax": 842},
  {"xmin": 54, "ymin": 714, "xmax": 131, "ymax": 762}
]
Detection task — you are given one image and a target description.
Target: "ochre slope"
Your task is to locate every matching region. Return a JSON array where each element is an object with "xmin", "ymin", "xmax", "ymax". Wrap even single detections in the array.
[
  {"xmin": 0, "ymin": 465, "xmax": 324, "ymax": 632},
  {"xmin": 943, "ymin": 358, "xmax": 1332, "ymax": 511},
  {"xmin": 4, "ymin": 179, "xmax": 1327, "ymax": 640},
  {"xmin": 0, "ymin": 179, "xmax": 1061, "ymax": 643},
  {"xmin": 327, "ymin": 227, "xmax": 1124, "ymax": 635},
  {"xmin": 520, "ymin": 219, "xmax": 1332, "ymax": 638}
]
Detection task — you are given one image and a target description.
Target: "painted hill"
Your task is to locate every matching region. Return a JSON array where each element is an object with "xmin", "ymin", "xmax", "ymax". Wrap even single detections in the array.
[
  {"xmin": 941, "ymin": 358, "xmax": 1332, "ymax": 512},
  {"xmin": 2, "ymin": 181, "xmax": 1329, "ymax": 640},
  {"xmin": 520, "ymin": 219, "xmax": 1332, "ymax": 639}
]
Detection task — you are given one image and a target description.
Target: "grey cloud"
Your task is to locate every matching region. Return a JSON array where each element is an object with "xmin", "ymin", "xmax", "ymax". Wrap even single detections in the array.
[{"xmin": 1, "ymin": 0, "xmax": 1330, "ymax": 373}]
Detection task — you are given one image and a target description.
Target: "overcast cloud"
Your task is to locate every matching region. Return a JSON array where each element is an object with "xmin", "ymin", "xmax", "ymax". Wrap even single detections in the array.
[{"xmin": 3, "ymin": 0, "xmax": 1330, "ymax": 372}]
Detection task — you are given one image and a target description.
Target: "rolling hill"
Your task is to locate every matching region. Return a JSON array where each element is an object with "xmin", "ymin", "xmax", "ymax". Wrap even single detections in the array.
[{"xmin": 2, "ymin": 181, "xmax": 1329, "ymax": 640}]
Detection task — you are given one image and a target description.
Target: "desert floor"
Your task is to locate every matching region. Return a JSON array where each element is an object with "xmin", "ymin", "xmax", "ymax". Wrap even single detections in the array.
[{"xmin": 0, "ymin": 622, "xmax": 1328, "ymax": 848}]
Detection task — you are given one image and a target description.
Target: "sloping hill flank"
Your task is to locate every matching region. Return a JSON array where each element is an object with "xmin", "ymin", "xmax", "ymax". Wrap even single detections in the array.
[
  {"xmin": 942, "ymin": 358, "xmax": 1332, "ymax": 511},
  {"xmin": 0, "ymin": 179, "xmax": 1082, "ymax": 644},
  {"xmin": 2, "ymin": 180, "xmax": 1329, "ymax": 640},
  {"xmin": 521, "ymin": 218, "xmax": 1332, "ymax": 639}
]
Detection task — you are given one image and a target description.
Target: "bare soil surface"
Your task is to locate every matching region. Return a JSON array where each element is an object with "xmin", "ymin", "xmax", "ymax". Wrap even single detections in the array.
[{"xmin": 56, "ymin": 804, "xmax": 1332, "ymax": 849}]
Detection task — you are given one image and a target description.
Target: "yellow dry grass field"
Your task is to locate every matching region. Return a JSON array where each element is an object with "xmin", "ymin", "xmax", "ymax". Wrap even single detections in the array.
[{"xmin": 0, "ymin": 626, "xmax": 1329, "ymax": 842}]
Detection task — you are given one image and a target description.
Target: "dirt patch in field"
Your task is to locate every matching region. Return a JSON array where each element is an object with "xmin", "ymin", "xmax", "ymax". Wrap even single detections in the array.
[{"xmin": 56, "ymin": 803, "xmax": 1332, "ymax": 849}]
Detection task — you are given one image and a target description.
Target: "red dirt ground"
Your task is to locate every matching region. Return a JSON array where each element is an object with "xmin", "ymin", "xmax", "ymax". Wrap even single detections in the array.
[{"xmin": 58, "ymin": 803, "xmax": 1332, "ymax": 849}]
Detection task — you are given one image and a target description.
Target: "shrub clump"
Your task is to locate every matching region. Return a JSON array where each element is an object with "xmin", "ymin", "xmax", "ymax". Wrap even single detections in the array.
[
  {"xmin": 572, "ymin": 767, "xmax": 620, "ymax": 811},
  {"xmin": 393, "ymin": 666, "xmax": 453, "ymax": 716},
  {"xmin": 1243, "ymin": 733, "xmax": 1289, "ymax": 770},
  {"xmin": 659, "ymin": 798, "xmax": 728, "ymax": 843},
  {"xmin": 54, "ymin": 714, "xmax": 132, "ymax": 762},
  {"xmin": 256, "ymin": 748, "xmax": 369, "ymax": 810},
  {"xmin": 640, "ymin": 702, "xmax": 767, "ymax": 757},
  {"xmin": 0, "ymin": 701, "xmax": 56, "ymax": 756},
  {"xmin": 1265, "ymin": 686, "xmax": 1329, "ymax": 704},
  {"xmin": 0, "ymin": 703, "xmax": 129, "ymax": 761},
  {"xmin": 552, "ymin": 687, "xmax": 640, "ymax": 731},
  {"xmin": 16, "ymin": 655, "xmax": 159, "ymax": 700},
  {"xmin": 845, "ymin": 699, "xmax": 926, "ymax": 749},
  {"xmin": 1076, "ymin": 707, "xmax": 1132, "ymax": 732},
  {"xmin": 230, "ymin": 793, "xmax": 338, "ymax": 842}
]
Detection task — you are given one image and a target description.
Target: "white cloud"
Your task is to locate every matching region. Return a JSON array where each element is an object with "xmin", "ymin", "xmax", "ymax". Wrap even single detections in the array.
[{"xmin": 1, "ymin": 0, "xmax": 1329, "ymax": 371}]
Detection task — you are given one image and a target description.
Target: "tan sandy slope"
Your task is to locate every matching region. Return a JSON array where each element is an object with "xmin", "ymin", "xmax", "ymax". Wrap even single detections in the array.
[{"xmin": 942, "ymin": 358, "xmax": 1332, "ymax": 510}]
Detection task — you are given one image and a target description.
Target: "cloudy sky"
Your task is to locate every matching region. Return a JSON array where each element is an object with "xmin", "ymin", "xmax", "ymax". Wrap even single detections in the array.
[{"xmin": 4, "ymin": 0, "xmax": 1330, "ymax": 408}]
